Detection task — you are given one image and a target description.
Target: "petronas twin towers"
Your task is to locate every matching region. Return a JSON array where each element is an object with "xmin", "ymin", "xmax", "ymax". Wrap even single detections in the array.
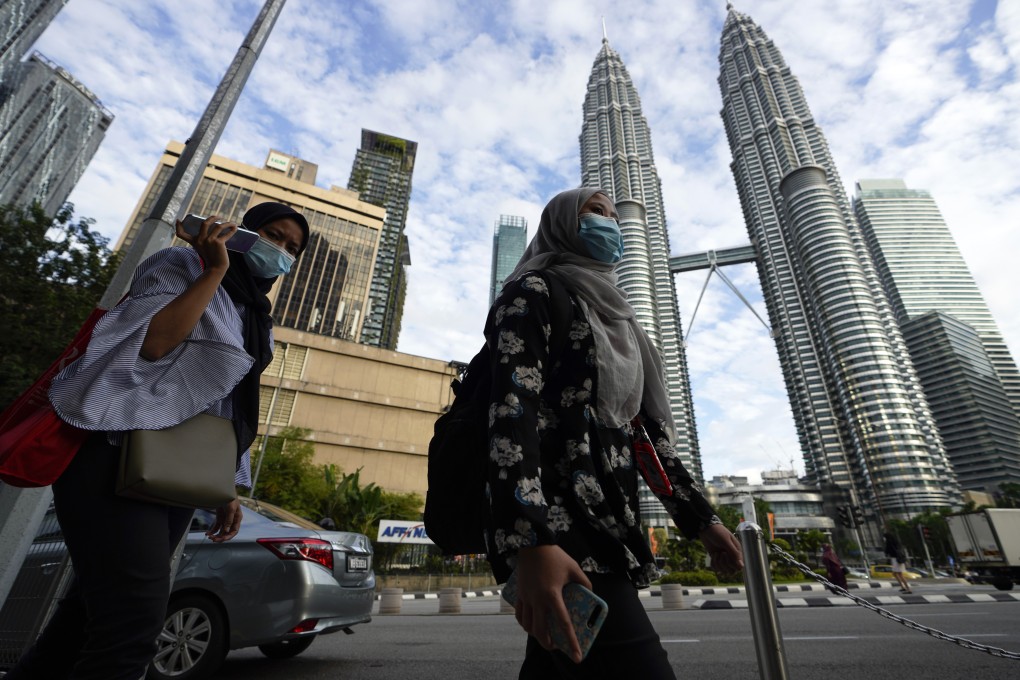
[{"xmin": 580, "ymin": 6, "xmax": 962, "ymax": 525}]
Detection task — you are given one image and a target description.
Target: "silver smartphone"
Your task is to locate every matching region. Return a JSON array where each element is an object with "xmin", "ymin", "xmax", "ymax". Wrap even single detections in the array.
[{"xmin": 180, "ymin": 214, "xmax": 260, "ymax": 253}]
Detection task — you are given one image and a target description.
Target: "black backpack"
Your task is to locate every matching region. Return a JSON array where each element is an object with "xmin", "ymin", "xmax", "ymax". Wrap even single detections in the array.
[{"xmin": 424, "ymin": 272, "xmax": 572, "ymax": 556}]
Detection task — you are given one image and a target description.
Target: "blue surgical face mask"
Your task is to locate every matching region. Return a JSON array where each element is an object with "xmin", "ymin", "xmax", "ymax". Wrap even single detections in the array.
[
  {"xmin": 244, "ymin": 236, "xmax": 296, "ymax": 278},
  {"xmin": 578, "ymin": 213, "xmax": 624, "ymax": 263}
]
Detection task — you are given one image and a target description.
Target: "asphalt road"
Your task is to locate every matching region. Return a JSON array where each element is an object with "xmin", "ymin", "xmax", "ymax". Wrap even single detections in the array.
[{"xmin": 213, "ymin": 590, "xmax": 1020, "ymax": 679}]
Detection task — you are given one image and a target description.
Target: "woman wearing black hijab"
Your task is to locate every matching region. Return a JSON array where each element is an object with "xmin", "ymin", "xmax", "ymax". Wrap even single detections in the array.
[{"xmin": 7, "ymin": 202, "xmax": 308, "ymax": 680}]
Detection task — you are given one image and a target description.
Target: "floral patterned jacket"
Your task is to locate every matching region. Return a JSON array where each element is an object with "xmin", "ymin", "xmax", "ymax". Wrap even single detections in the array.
[{"xmin": 484, "ymin": 273, "xmax": 719, "ymax": 586}]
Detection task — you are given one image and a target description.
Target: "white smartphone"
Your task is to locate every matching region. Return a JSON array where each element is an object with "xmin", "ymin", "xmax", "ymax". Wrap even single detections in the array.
[{"xmin": 180, "ymin": 214, "xmax": 260, "ymax": 253}]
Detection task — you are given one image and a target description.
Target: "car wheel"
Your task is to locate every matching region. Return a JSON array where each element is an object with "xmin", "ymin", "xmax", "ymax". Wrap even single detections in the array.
[
  {"xmin": 148, "ymin": 594, "xmax": 228, "ymax": 680},
  {"xmin": 991, "ymin": 574, "xmax": 1014, "ymax": 591},
  {"xmin": 258, "ymin": 635, "xmax": 316, "ymax": 659}
]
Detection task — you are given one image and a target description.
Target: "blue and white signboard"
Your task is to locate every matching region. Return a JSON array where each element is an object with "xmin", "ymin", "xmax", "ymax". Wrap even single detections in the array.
[{"xmin": 377, "ymin": 520, "xmax": 434, "ymax": 545}]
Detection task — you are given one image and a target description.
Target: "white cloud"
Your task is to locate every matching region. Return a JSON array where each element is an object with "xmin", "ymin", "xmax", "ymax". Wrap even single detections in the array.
[{"xmin": 34, "ymin": 0, "xmax": 1020, "ymax": 485}]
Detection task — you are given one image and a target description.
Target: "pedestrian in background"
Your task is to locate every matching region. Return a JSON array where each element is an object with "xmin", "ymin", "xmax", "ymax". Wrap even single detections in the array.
[
  {"xmin": 821, "ymin": 543, "xmax": 848, "ymax": 591},
  {"xmin": 6, "ymin": 203, "xmax": 308, "ymax": 680},
  {"xmin": 884, "ymin": 529, "xmax": 913, "ymax": 594},
  {"xmin": 485, "ymin": 187, "xmax": 743, "ymax": 679}
]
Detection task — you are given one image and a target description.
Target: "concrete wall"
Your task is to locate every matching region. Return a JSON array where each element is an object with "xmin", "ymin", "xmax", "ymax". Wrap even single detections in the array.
[{"xmin": 260, "ymin": 326, "xmax": 459, "ymax": 498}]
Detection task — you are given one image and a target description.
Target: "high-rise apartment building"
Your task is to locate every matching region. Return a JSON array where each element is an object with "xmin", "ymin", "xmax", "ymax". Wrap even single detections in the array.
[
  {"xmin": 580, "ymin": 37, "xmax": 702, "ymax": 492},
  {"xmin": 0, "ymin": 0, "xmax": 67, "ymax": 87},
  {"xmin": 347, "ymin": 129, "xmax": 417, "ymax": 350},
  {"xmin": 853, "ymin": 179, "xmax": 1020, "ymax": 493},
  {"xmin": 490, "ymin": 214, "xmax": 528, "ymax": 305},
  {"xmin": 118, "ymin": 141, "xmax": 385, "ymax": 342},
  {"xmin": 0, "ymin": 52, "xmax": 112, "ymax": 215},
  {"xmin": 718, "ymin": 7, "xmax": 958, "ymax": 522}
]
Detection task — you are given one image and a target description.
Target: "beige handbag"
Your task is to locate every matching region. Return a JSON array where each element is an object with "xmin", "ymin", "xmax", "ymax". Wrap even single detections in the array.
[{"xmin": 117, "ymin": 413, "xmax": 237, "ymax": 509}]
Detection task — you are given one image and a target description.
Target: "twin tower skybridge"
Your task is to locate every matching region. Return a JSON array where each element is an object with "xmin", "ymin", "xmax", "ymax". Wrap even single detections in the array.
[{"xmin": 668, "ymin": 244, "xmax": 773, "ymax": 343}]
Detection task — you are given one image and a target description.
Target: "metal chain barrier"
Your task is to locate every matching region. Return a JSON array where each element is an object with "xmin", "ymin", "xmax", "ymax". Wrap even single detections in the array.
[{"xmin": 766, "ymin": 543, "xmax": 1020, "ymax": 661}]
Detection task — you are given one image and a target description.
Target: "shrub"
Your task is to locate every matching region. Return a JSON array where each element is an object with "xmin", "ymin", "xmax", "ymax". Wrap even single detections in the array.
[{"xmin": 659, "ymin": 570, "xmax": 718, "ymax": 586}]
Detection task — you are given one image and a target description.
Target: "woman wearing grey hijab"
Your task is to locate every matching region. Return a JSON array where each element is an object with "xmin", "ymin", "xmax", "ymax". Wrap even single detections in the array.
[{"xmin": 486, "ymin": 187, "xmax": 742, "ymax": 678}]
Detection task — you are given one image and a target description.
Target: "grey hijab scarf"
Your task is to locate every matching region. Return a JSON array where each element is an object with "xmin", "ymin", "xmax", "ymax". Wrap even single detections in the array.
[{"xmin": 505, "ymin": 187, "xmax": 676, "ymax": 441}]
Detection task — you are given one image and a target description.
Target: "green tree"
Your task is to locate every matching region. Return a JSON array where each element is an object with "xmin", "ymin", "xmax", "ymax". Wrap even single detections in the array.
[
  {"xmin": 795, "ymin": 529, "xmax": 827, "ymax": 557},
  {"xmin": 248, "ymin": 427, "xmax": 326, "ymax": 517},
  {"xmin": 715, "ymin": 505, "xmax": 742, "ymax": 533},
  {"xmin": 0, "ymin": 202, "xmax": 121, "ymax": 408},
  {"xmin": 997, "ymin": 482, "xmax": 1020, "ymax": 508}
]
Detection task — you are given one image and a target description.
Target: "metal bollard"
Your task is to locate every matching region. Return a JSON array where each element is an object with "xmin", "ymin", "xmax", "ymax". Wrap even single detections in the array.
[
  {"xmin": 737, "ymin": 521, "xmax": 789, "ymax": 680},
  {"xmin": 438, "ymin": 587, "xmax": 462, "ymax": 613}
]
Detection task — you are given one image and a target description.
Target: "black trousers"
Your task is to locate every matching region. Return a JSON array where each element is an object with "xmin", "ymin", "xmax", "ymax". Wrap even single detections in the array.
[
  {"xmin": 7, "ymin": 433, "xmax": 193, "ymax": 680},
  {"xmin": 519, "ymin": 573, "xmax": 677, "ymax": 680}
]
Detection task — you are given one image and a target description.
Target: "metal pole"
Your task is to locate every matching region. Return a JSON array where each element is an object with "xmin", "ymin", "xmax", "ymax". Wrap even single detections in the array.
[
  {"xmin": 99, "ymin": 0, "xmax": 288, "ymax": 310},
  {"xmin": 853, "ymin": 525, "xmax": 872, "ymax": 578},
  {"xmin": 737, "ymin": 521, "xmax": 789, "ymax": 680},
  {"xmin": 917, "ymin": 524, "xmax": 935, "ymax": 576},
  {"xmin": 250, "ymin": 343, "xmax": 287, "ymax": 496}
]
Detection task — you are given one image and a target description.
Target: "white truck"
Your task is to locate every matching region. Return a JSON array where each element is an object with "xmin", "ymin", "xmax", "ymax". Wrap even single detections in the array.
[{"xmin": 947, "ymin": 508, "xmax": 1020, "ymax": 591}]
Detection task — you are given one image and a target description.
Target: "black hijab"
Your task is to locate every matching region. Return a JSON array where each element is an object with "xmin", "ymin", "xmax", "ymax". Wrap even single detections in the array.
[{"xmin": 219, "ymin": 202, "xmax": 308, "ymax": 459}]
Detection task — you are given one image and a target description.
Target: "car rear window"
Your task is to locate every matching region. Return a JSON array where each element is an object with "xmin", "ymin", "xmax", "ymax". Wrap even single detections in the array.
[{"xmin": 238, "ymin": 498, "xmax": 321, "ymax": 530}]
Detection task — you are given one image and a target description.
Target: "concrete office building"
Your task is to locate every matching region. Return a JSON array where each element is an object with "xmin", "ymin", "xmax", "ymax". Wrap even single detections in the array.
[
  {"xmin": 490, "ymin": 214, "xmax": 528, "ymax": 305},
  {"xmin": 0, "ymin": 52, "xmax": 112, "ymax": 215},
  {"xmin": 258, "ymin": 327, "xmax": 458, "ymax": 497},
  {"xmin": 708, "ymin": 470, "xmax": 836, "ymax": 543},
  {"xmin": 347, "ymin": 129, "xmax": 417, "ymax": 351},
  {"xmin": 718, "ymin": 6, "xmax": 958, "ymax": 524},
  {"xmin": 580, "ymin": 36, "xmax": 702, "ymax": 503},
  {"xmin": 0, "ymin": 0, "xmax": 67, "ymax": 87},
  {"xmin": 118, "ymin": 142, "xmax": 385, "ymax": 343}
]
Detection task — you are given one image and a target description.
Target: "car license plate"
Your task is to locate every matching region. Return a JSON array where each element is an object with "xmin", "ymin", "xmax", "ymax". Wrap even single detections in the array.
[{"xmin": 347, "ymin": 555, "xmax": 369, "ymax": 572}]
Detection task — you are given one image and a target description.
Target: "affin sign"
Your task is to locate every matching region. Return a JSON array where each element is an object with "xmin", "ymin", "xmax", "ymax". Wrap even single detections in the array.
[{"xmin": 377, "ymin": 520, "xmax": 434, "ymax": 545}]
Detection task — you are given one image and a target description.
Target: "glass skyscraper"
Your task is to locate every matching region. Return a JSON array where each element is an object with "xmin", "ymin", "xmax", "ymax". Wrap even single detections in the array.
[
  {"xmin": 579, "ymin": 36, "xmax": 702, "ymax": 528},
  {"xmin": 347, "ymin": 129, "xmax": 417, "ymax": 351},
  {"xmin": 490, "ymin": 214, "xmax": 528, "ymax": 305},
  {"xmin": 901, "ymin": 312, "xmax": 1020, "ymax": 493},
  {"xmin": 0, "ymin": 52, "xmax": 112, "ymax": 216},
  {"xmin": 0, "ymin": 0, "xmax": 67, "ymax": 87},
  {"xmin": 853, "ymin": 179, "xmax": 1020, "ymax": 420},
  {"xmin": 580, "ymin": 36, "xmax": 701, "ymax": 480},
  {"xmin": 854, "ymin": 179, "xmax": 1020, "ymax": 492},
  {"xmin": 718, "ymin": 7, "xmax": 958, "ymax": 522}
]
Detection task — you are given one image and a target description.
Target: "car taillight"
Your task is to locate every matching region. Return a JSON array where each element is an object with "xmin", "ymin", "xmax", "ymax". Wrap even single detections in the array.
[
  {"xmin": 291, "ymin": 619, "xmax": 318, "ymax": 633},
  {"xmin": 257, "ymin": 538, "xmax": 334, "ymax": 571}
]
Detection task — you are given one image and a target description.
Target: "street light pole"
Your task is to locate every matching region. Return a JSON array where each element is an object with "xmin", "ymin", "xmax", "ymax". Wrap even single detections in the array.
[{"xmin": 99, "ymin": 0, "xmax": 289, "ymax": 309}]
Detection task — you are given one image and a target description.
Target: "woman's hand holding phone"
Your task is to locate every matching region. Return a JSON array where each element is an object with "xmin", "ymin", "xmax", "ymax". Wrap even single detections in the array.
[
  {"xmin": 176, "ymin": 215, "xmax": 236, "ymax": 272},
  {"xmin": 507, "ymin": 545, "xmax": 600, "ymax": 663}
]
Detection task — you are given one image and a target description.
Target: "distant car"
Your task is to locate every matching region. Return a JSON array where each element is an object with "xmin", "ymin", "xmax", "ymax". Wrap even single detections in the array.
[
  {"xmin": 870, "ymin": 564, "xmax": 922, "ymax": 580},
  {"xmin": 0, "ymin": 498, "xmax": 375, "ymax": 680},
  {"xmin": 844, "ymin": 567, "xmax": 870, "ymax": 579},
  {"xmin": 906, "ymin": 566, "xmax": 951, "ymax": 578}
]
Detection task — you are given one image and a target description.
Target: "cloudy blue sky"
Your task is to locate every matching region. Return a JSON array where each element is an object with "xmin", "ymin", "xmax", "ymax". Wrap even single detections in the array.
[{"xmin": 31, "ymin": 0, "xmax": 1020, "ymax": 483}]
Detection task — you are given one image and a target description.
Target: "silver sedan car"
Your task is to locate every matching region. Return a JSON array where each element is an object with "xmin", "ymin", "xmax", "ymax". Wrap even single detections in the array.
[
  {"xmin": 0, "ymin": 498, "xmax": 375, "ymax": 680},
  {"xmin": 151, "ymin": 497, "xmax": 375, "ymax": 679}
]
